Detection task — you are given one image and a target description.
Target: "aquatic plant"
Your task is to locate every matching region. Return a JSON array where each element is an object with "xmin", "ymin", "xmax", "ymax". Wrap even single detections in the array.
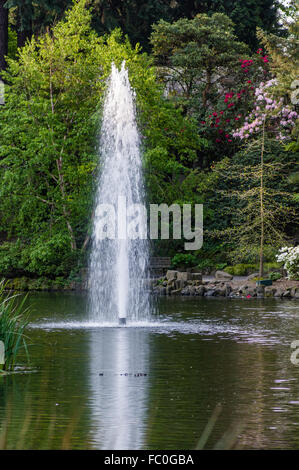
[{"xmin": 0, "ymin": 281, "xmax": 30, "ymax": 371}]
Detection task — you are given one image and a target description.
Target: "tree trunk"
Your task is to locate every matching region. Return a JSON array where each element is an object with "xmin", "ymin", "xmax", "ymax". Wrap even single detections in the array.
[
  {"xmin": 259, "ymin": 119, "xmax": 266, "ymax": 278},
  {"xmin": 17, "ymin": 6, "xmax": 32, "ymax": 48},
  {"xmin": 0, "ymin": 0, "xmax": 8, "ymax": 73}
]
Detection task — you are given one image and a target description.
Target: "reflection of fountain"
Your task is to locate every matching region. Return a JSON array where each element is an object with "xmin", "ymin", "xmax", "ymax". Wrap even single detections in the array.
[
  {"xmin": 88, "ymin": 62, "xmax": 150, "ymax": 325},
  {"xmin": 89, "ymin": 328, "xmax": 149, "ymax": 449}
]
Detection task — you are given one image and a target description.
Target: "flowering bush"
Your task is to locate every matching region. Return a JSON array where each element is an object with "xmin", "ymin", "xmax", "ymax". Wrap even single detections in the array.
[
  {"xmin": 233, "ymin": 79, "xmax": 298, "ymax": 140},
  {"xmin": 199, "ymin": 49, "xmax": 271, "ymax": 145},
  {"xmin": 276, "ymin": 246, "xmax": 299, "ymax": 280}
]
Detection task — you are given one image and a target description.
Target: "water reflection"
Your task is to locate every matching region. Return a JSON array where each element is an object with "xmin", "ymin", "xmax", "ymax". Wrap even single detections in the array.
[
  {"xmin": 0, "ymin": 294, "xmax": 298, "ymax": 449},
  {"xmin": 88, "ymin": 328, "xmax": 149, "ymax": 449}
]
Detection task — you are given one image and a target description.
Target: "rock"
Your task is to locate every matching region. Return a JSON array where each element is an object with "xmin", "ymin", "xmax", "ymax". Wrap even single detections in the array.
[
  {"xmin": 246, "ymin": 272, "xmax": 259, "ymax": 281},
  {"xmin": 195, "ymin": 286, "xmax": 205, "ymax": 296},
  {"xmin": 154, "ymin": 286, "xmax": 166, "ymax": 295},
  {"xmin": 177, "ymin": 271, "xmax": 192, "ymax": 282},
  {"xmin": 216, "ymin": 287, "xmax": 226, "ymax": 296},
  {"xmin": 175, "ymin": 280, "xmax": 187, "ymax": 290},
  {"xmin": 205, "ymin": 289, "xmax": 216, "ymax": 297},
  {"xmin": 282, "ymin": 289, "xmax": 292, "ymax": 298},
  {"xmin": 225, "ymin": 284, "xmax": 232, "ymax": 296},
  {"xmin": 166, "ymin": 270, "xmax": 178, "ymax": 281},
  {"xmin": 239, "ymin": 284, "xmax": 249, "ymax": 293},
  {"xmin": 181, "ymin": 287, "xmax": 190, "ymax": 296},
  {"xmin": 291, "ymin": 287, "xmax": 298, "ymax": 298},
  {"xmin": 274, "ymin": 289, "xmax": 283, "ymax": 298},
  {"xmin": 246, "ymin": 288, "xmax": 256, "ymax": 297},
  {"xmin": 256, "ymin": 286, "xmax": 265, "ymax": 298},
  {"xmin": 190, "ymin": 273, "xmax": 202, "ymax": 281},
  {"xmin": 265, "ymin": 286, "xmax": 276, "ymax": 297},
  {"xmin": 188, "ymin": 286, "xmax": 197, "ymax": 295},
  {"xmin": 171, "ymin": 289, "xmax": 182, "ymax": 295},
  {"xmin": 215, "ymin": 270, "xmax": 233, "ymax": 281}
]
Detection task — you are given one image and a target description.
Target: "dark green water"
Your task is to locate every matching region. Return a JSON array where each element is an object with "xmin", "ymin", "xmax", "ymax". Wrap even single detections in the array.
[{"xmin": 0, "ymin": 293, "xmax": 298, "ymax": 450}]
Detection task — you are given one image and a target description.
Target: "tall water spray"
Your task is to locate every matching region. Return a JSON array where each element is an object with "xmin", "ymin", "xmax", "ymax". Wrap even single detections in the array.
[{"xmin": 89, "ymin": 62, "xmax": 150, "ymax": 325}]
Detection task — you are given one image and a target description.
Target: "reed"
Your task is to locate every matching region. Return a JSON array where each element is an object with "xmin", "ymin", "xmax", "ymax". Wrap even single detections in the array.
[{"xmin": 0, "ymin": 280, "xmax": 30, "ymax": 371}]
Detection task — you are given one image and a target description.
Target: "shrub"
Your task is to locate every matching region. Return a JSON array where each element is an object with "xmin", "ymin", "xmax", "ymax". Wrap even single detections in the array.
[
  {"xmin": 269, "ymin": 271, "xmax": 282, "ymax": 281},
  {"xmin": 171, "ymin": 253, "xmax": 198, "ymax": 268},
  {"xmin": 224, "ymin": 264, "xmax": 257, "ymax": 276}
]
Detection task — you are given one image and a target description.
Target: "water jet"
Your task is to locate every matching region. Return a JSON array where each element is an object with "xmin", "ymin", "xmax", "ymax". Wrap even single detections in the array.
[{"xmin": 88, "ymin": 61, "xmax": 151, "ymax": 325}]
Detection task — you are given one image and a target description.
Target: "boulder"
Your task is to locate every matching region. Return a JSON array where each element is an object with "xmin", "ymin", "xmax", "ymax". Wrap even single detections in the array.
[
  {"xmin": 171, "ymin": 289, "xmax": 182, "ymax": 295},
  {"xmin": 205, "ymin": 289, "xmax": 216, "ymax": 297},
  {"xmin": 225, "ymin": 284, "xmax": 232, "ymax": 296},
  {"xmin": 216, "ymin": 287, "xmax": 226, "ymax": 297},
  {"xmin": 177, "ymin": 271, "xmax": 192, "ymax": 282},
  {"xmin": 256, "ymin": 286, "xmax": 265, "ymax": 298},
  {"xmin": 246, "ymin": 272, "xmax": 259, "ymax": 281},
  {"xmin": 239, "ymin": 284, "xmax": 249, "ymax": 293},
  {"xmin": 274, "ymin": 289, "xmax": 283, "ymax": 298},
  {"xmin": 175, "ymin": 280, "xmax": 187, "ymax": 290},
  {"xmin": 190, "ymin": 273, "xmax": 202, "ymax": 281},
  {"xmin": 215, "ymin": 270, "xmax": 233, "ymax": 281},
  {"xmin": 166, "ymin": 270, "xmax": 178, "ymax": 281},
  {"xmin": 181, "ymin": 287, "xmax": 191, "ymax": 296},
  {"xmin": 265, "ymin": 286, "xmax": 276, "ymax": 297},
  {"xmin": 195, "ymin": 286, "xmax": 205, "ymax": 296}
]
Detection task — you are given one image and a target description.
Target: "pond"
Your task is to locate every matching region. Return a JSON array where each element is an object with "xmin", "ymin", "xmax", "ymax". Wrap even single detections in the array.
[{"xmin": 0, "ymin": 293, "xmax": 298, "ymax": 450}]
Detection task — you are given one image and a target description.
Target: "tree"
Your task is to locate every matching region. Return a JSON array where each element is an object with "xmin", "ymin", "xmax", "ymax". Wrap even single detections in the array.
[
  {"xmin": 91, "ymin": 0, "xmax": 179, "ymax": 52},
  {"xmin": 151, "ymin": 14, "xmax": 249, "ymax": 109},
  {"xmin": 0, "ymin": 0, "xmax": 204, "ymax": 278},
  {"xmin": 223, "ymin": 79, "xmax": 298, "ymax": 274},
  {"xmin": 150, "ymin": 13, "xmax": 252, "ymax": 166},
  {"xmin": 4, "ymin": 0, "xmax": 72, "ymax": 47},
  {"xmin": 173, "ymin": 0, "xmax": 281, "ymax": 50},
  {"xmin": 211, "ymin": 141, "xmax": 297, "ymax": 274},
  {"xmin": 0, "ymin": 0, "xmax": 8, "ymax": 72}
]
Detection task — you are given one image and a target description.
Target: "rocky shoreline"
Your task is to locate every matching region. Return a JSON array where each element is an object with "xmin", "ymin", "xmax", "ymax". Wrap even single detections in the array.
[
  {"xmin": 152, "ymin": 270, "xmax": 299, "ymax": 299},
  {"xmin": 3, "ymin": 269, "xmax": 298, "ymax": 299}
]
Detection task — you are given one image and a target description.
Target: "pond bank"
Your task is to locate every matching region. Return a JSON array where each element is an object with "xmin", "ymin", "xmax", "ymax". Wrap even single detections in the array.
[
  {"xmin": 152, "ymin": 271, "xmax": 299, "ymax": 299},
  {"xmin": 2, "ymin": 271, "xmax": 299, "ymax": 299}
]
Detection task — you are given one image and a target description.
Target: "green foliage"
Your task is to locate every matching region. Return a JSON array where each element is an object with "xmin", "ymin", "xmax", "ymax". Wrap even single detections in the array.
[
  {"xmin": 171, "ymin": 253, "xmax": 198, "ymax": 268},
  {"xmin": 173, "ymin": 0, "xmax": 281, "ymax": 51},
  {"xmin": 0, "ymin": 280, "xmax": 30, "ymax": 371},
  {"xmin": 151, "ymin": 13, "xmax": 249, "ymax": 112},
  {"xmin": 0, "ymin": 0, "xmax": 206, "ymax": 278},
  {"xmin": 150, "ymin": 13, "xmax": 259, "ymax": 164},
  {"xmin": 269, "ymin": 271, "xmax": 282, "ymax": 281}
]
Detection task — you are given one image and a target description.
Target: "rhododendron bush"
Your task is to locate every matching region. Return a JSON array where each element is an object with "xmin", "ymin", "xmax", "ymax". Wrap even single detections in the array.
[{"xmin": 233, "ymin": 79, "xmax": 298, "ymax": 140}]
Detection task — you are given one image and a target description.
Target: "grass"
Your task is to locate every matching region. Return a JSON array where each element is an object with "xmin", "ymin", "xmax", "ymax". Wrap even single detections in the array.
[{"xmin": 0, "ymin": 280, "xmax": 30, "ymax": 371}]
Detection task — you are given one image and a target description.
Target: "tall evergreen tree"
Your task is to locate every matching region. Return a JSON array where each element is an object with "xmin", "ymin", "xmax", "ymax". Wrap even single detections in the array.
[
  {"xmin": 4, "ymin": 0, "xmax": 72, "ymax": 47},
  {"xmin": 173, "ymin": 0, "xmax": 281, "ymax": 50},
  {"xmin": 0, "ymin": 0, "xmax": 8, "ymax": 72}
]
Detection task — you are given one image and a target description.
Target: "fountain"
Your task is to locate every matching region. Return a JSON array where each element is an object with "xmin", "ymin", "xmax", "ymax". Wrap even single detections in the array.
[{"xmin": 88, "ymin": 62, "xmax": 151, "ymax": 325}]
